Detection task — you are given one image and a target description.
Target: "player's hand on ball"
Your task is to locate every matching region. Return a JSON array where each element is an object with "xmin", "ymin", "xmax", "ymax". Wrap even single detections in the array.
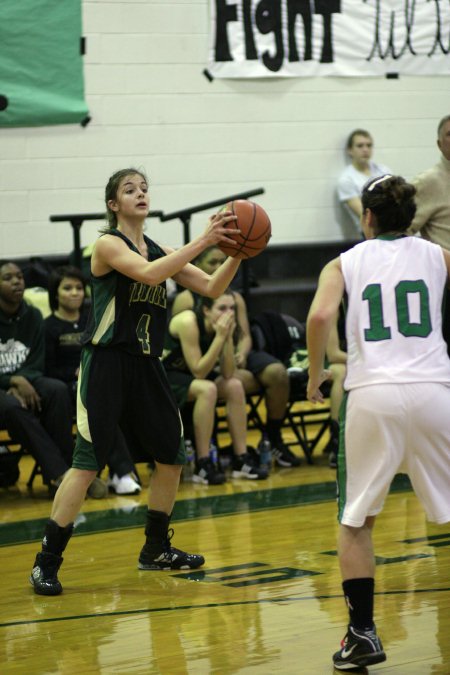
[
  {"xmin": 204, "ymin": 211, "xmax": 239, "ymax": 248},
  {"xmin": 218, "ymin": 200, "xmax": 271, "ymax": 260}
]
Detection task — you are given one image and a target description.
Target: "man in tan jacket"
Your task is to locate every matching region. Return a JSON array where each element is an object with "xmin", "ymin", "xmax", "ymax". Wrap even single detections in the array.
[{"xmin": 408, "ymin": 115, "xmax": 450, "ymax": 353}]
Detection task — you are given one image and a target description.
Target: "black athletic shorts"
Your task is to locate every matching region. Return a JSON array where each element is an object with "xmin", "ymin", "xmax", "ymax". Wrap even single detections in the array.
[
  {"xmin": 74, "ymin": 346, "xmax": 185, "ymax": 471},
  {"xmin": 245, "ymin": 350, "xmax": 280, "ymax": 375}
]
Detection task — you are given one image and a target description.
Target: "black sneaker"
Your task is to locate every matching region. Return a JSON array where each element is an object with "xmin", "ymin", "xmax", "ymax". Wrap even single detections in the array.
[
  {"xmin": 30, "ymin": 552, "xmax": 63, "ymax": 596},
  {"xmin": 193, "ymin": 458, "xmax": 226, "ymax": 485},
  {"xmin": 231, "ymin": 452, "xmax": 268, "ymax": 480},
  {"xmin": 333, "ymin": 624, "xmax": 386, "ymax": 670},
  {"xmin": 272, "ymin": 442, "xmax": 301, "ymax": 468},
  {"xmin": 138, "ymin": 529, "xmax": 205, "ymax": 570}
]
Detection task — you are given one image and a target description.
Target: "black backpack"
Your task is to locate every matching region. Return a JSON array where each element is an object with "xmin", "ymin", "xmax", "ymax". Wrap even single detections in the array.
[
  {"xmin": 250, "ymin": 311, "xmax": 309, "ymax": 398},
  {"xmin": 250, "ymin": 311, "xmax": 306, "ymax": 362}
]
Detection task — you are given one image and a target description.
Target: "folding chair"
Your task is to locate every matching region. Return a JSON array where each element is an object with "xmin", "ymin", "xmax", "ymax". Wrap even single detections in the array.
[
  {"xmin": 282, "ymin": 373, "xmax": 331, "ymax": 464},
  {"xmin": 215, "ymin": 381, "xmax": 330, "ymax": 465}
]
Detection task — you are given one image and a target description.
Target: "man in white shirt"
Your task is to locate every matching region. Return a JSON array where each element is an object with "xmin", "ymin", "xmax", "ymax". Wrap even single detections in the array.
[{"xmin": 337, "ymin": 129, "xmax": 391, "ymax": 235}]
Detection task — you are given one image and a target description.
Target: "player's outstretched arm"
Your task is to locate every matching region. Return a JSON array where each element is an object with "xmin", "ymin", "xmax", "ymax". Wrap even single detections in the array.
[
  {"xmin": 173, "ymin": 255, "xmax": 241, "ymax": 300},
  {"xmin": 307, "ymin": 258, "xmax": 345, "ymax": 403},
  {"xmin": 94, "ymin": 211, "xmax": 239, "ymax": 286}
]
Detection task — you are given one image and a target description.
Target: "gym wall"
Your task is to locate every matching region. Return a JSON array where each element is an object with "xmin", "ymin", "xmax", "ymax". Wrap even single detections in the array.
[{"xmin": 0, "ymin": 0, "xmax": 446, "ymax": 258}]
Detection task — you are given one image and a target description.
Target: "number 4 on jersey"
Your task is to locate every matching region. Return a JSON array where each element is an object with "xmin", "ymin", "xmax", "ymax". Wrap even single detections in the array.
[{"xmin": 136, "ymin": 314, "xmax": 151, "ymax": 354}]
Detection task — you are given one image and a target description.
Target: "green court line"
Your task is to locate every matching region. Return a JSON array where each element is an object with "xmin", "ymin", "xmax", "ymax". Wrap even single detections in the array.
[
  {"xmin": 0, "ymin": 586, "xmax": 447, "ymax": 630},
  {"xmin": 402, "ymin": 533, "xmax": 450, "ymax": 543},
  {"xmin": 0, "ymin": 474, "xmax": 412, "ymax": 547}
]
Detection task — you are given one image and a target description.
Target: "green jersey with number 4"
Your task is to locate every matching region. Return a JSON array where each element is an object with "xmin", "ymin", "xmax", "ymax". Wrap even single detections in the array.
[{"xmin": 84, "ymin": 230, "xmax": 168, "ymax": 357}]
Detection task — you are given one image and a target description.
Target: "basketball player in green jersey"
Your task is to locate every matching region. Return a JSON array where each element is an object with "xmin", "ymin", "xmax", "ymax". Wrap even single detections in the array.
[
  {"xmin": 307, "ymin": 174, "xmax": 450, "ymax": 669},
  {"xmin": 30, "ymin": 168, "xmax": 242, "ymax": 595}
]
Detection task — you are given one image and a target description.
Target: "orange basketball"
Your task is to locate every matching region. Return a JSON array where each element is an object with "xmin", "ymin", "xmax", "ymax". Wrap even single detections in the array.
[{"xmin": 219, "ymin": 200, "xmax": 271, "ymax": 259}]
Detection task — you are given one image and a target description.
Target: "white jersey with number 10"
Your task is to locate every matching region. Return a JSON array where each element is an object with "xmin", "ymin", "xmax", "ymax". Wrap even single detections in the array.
[{"xmin": 341, "ymin": 235, "xmax": 450, "ymax": 389}]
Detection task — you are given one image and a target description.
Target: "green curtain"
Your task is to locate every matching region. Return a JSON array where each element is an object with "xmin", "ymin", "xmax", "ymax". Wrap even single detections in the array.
[{"xmin": 0, "ymin": 0, "xmax": 88, "ymax": 127}]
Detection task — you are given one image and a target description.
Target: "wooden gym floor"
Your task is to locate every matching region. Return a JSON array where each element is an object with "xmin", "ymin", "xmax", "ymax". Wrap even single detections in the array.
[{"xmin": 0, "ymin": 411, "xmax": 449, "ymax": 674}]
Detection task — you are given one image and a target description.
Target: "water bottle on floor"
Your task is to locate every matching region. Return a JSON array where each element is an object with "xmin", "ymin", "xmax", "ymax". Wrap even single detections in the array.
[{"xmin": 258, "ymin": 435, "xmax": 272, "ymax": 473}]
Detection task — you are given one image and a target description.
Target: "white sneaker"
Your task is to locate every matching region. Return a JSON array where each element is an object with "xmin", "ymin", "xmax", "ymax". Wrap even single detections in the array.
[{"xmin": 108, "ymin": 473, "xmax": 141, "ymax": 495}]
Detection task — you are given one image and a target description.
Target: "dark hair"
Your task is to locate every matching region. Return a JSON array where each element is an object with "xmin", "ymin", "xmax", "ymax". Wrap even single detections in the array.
[
  {"xmin": 103, "ymin": 168, "xmax": 148, "ymax": 230},
  {"xmin": 361, "ymin": 175, "xmax": 417, "ymax": 233},
  {"xmin": 346, "ymin": 128, "xmax": 372, "ymax": 150},
  {"xmin": 0, "ymin": 260, "xmax": 17, "ymax": 274},
  {"xmin": 194, "ymin": 245, "xmax": 225, "ymax": 266},
  {"xmin": 48, "ymin": 265, "xmax": 87, "ymax": 311},
  {"xmin": 196, "ymin": 289, "xmax": 241, "ymax": 344},
  {"xmin": 437, "ymin": 115, "xmax": 450, "ymax": 138},
  {"xmin": 197, "ymin": 288, "xmax": 235, "ymax": 311}
]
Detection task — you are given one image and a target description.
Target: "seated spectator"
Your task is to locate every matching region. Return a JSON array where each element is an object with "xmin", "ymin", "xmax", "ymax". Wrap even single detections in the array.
[
  {"xmin": 45, "ymin": 265, "xmax": 141, "ymax": 496},
  {"xmin": 337, "ymin": 129, "xmax": 391, "ymax": 235},
  {"xmin": 45, "ymin": 266, "xmax": 90, "ymax": 403},
  {"xmin": 0, "ymin": 261, "xmax": 76, "ymax": 495},
  {"xmin": 171, "ymin": 246, "xmax": 300, "ymax": 468},
  {"xmin": 163, "ymin": 290, "xmax": 268, "ymax": 484}
]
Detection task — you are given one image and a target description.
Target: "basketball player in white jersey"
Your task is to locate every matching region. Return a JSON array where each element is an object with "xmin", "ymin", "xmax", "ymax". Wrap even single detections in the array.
[{"xmin": 306, "ymin": 174, "xmax": 450, "ymax": 670}]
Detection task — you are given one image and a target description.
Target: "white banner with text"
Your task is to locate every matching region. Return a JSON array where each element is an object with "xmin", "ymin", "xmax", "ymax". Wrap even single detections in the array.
[{"xmin": 208, "ymin": 0, "xmax": 450, "ymax": 78}]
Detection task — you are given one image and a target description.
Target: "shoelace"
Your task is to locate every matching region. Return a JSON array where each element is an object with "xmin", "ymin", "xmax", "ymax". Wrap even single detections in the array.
[
  {"xmin": 341, "ymin": 627, "xmax": 379, "ymax": 650},
  {"xmin": 161, "ymin": 528, "xmax": 192, "ymax": 560},
  {"xmin": 161, "ymin": 528, "xmax": 176, "ymax": 554}
]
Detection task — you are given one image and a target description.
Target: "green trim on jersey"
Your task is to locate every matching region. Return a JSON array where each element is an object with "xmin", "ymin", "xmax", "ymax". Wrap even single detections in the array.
[
  {"xmin": 375, "ymin": 234, "xmax": 407, "ymax": 240},
  {"xmin": 74, "ymin": 347, "xmax": 95, "ymax": 471},
  {"xmin": 76, "ymin": 346, "xmax": 93, "ymax": 435},
  {"xmin": 73, "ymin": 431, "xmax": 100, "ymax": 471},
  {"xmin": 174, "ymin": 434, "xmax": 187, "ymax": 465},
  {"xmin": 337, "ymin": 391, "xmax": 349, "ymax": 522},
  {"xmin": 90, "ymin": 274, "xmax": 117, "ymax": 346}
]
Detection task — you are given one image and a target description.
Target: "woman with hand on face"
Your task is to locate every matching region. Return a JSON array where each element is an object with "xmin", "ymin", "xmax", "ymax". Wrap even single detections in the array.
[
  {"xmin": 172, "ymin": 246, "xmax": 299, "ymax": 470},
  {"xmin": 164, "ymin": 290, "xmax": 268, "ymax": 485},
  {"xmin": 31, "ymin": 167, "xmax": 243, "ymax": 596}
]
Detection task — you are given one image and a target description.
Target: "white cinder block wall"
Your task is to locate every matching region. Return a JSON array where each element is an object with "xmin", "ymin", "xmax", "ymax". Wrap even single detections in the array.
[{"xmin": 0, "ymin": 0, "xmax": 447, "ymax": 259}]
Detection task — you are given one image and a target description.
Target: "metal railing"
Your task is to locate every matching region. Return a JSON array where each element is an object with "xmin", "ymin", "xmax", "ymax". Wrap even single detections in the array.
[
  {"xmin": 49, "ymin": 187, "xmax": 265, "ymax": 300},
  {"xmin": 160, "ymin": 187, "xmax": 265, "ymax": 244},
  {"xmin": 49, "ymin": 211, "xmax": 163, "ymax": 268}
]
